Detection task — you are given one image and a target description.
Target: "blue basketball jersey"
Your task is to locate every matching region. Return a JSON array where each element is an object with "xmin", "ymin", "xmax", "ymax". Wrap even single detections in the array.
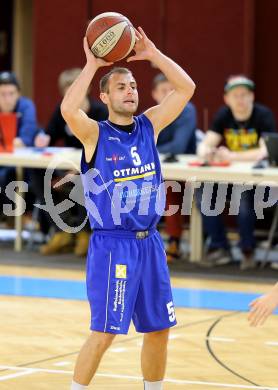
[{"xmin": 80, "ymin": 114, "xmax": 165, "ymax": 231}]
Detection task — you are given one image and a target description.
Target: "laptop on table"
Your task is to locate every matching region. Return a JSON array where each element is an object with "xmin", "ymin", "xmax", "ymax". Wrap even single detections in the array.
[{"xmin": 264, "ymin": 133, "xmax": 278, "ymax": 167}]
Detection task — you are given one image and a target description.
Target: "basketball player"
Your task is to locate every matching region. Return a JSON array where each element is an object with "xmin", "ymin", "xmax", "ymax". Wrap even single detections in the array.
[
  {"xmin": 248, "ymin": 282, "xmax": 278, "ymax": 326},
  {"xmin": 61, "ymin": 27, "xmax": 195, "ymax": 390}
]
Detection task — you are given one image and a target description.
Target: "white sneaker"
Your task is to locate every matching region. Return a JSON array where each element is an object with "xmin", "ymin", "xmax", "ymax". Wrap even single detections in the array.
[
  {"xmin": 270, "ymin": 262, "xmax": 278, "ymax": 270},
  {"xmin": 200, "ymin": 249, "xmax": 232, "ymax": 267},
  {"xmin": 240, "ymin": 255, "xmax": 256, "ymax": 271}
]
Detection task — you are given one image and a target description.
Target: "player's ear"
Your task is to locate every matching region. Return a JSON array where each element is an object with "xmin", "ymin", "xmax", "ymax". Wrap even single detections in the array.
[{"xmin": 100, "ymin": 92, "xmax": 108, "ymax": 105}]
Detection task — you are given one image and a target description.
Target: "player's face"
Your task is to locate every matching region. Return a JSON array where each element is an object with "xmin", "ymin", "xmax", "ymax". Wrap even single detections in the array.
[
  {"xmin": 224, "ymin": 86, "xmax": 254, "ymax": 116},
  {"xmin": 152, "ymin": 81, "xmax": 173, "ymax": 104},
  {"xmin": 0, "ymin": 85, "xmax": 20, "ymax": 113},
  {"xmin": 102, "ymin": 73, "xmax": 139, "ymax": 116}
]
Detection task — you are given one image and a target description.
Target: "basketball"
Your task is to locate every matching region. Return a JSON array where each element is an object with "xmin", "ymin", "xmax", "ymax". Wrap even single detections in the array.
[{"xmin": 86, "ymin": 12, "xmax": 136, "ymax": 62}]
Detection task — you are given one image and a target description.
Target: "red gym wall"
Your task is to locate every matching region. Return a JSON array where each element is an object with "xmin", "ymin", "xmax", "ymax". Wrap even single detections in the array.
[{"xmin": 33, "ymin": 0, "xmax": 278, "ymax": 129}]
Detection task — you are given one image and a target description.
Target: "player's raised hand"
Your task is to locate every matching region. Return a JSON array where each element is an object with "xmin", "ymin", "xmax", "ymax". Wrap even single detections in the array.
[
  {"xmin": 127, "ymin": 27, "xmax": 157, "ymax": 62},
  {"xmin": 248, "ymin": 285, "xmax": 278, "ymax": 326},
  {"xmin": 83, "ymin": 37, "xmax": 113, "ymax": 69}
]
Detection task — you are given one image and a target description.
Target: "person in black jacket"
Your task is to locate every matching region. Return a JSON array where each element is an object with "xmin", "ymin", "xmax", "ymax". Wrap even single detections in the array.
[{"xmin": 30, "ymin": 68, "xmax": 107, "ymax": 255}]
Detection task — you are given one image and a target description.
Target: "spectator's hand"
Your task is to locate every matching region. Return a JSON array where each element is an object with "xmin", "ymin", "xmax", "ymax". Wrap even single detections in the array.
[
  {"xmin": 248, "ymin": 286, "xmax": 278, "ymax": 326},
  {"xmin": 13, "ymin": 137, "xmax": 25, "ymax": 148},
  {"xmin": 256, "ymin": 145, "xmax": 268, "ymax": 161},
  {"xmin": 214, "ymin": 146, "xmax": 235, "ymax": 162},
  {"xmin": 35, "ymin": 133, "xmax": 50, "ymax": 148},
  {"xmin": 203, "ymin": 147, "xmax": 217, "ymax": 163},
  {"xmin": 83, "ymin": 37, "xmax": 113, "ymax": 69}
]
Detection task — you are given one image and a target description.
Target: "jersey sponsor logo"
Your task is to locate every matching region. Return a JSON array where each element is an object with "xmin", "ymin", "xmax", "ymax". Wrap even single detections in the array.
[
  {"xmin": 110, "ymin": 325, "xmax": 121, "ymax": 331},
  {"xmin": 113, "ymin": 279, "xmax": 127, "ymax": 323},
  {"xmin": 106, "ymin": 154, "xmax": 126, "ymax": 163},
  {"xmin": 113, "ymin": 162, "xmax": 156, "ymax": 182},
  {"xmin": 120, "ymin": 184, "xmax": 159, "ymax": 200},
  {"xmin": 115, "ymin": 264, "xmax": 127, "ymax": 279},
  {"xmin": 108, "ymin": 136, "xmax": 121, "ymax": 142}
]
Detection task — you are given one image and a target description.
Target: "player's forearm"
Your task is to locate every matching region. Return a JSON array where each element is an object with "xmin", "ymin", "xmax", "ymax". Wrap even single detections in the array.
[
  {"xmin": 61, "ymin": 64, "xmax": 97, "ymax": 116},
  {"xmin": 150, "ymin": 49, "xmax": 195, "ymax": 96}
]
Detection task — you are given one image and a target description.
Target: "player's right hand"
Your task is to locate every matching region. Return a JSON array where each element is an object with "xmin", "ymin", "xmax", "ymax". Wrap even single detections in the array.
[
  {"xmin": 83, "ymin": 37, "xmax": 113, "ymax": 69},
  {"xmin": 127, "ymin": 27, "xmax": 157, "ymax": 62}
]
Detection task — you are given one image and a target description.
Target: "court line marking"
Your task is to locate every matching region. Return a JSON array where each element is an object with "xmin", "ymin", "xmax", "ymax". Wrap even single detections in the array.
[
  {"xmin": 206, "ymin": 336, "xmax": 236, "ymax": 342},
  {"xmin": 0, "ymin": 365, "xmax": 278, "ymax": 389},
  {"xmin": 0, "ymin": 368, "xmax": 36, "ymax": 381},
  {"xmin": 3, "ymin": 275, "xmax": 278, "ymax": 314},
  {"xmin": 53, "ymin": 361, "xmax": 72, "ymax": 367},
  {"xmin": 206, "ymin": 315, "xmax": 259, "ymax": 387},
  {"xmin": 109, "ymin": 347, "xmax": 127, "ymax": 353},
  {"xmin": 169, "ymin": 334, "xmax": 180, "ymax": 339},
  {"xmin": 265, "ymin": 341, "xmax": 278, "ymax": 346}
]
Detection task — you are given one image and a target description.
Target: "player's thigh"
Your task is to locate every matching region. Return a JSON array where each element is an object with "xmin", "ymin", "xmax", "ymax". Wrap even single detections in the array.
[
  {"xmin": 133, "ymin": 232, "xmax": 177, "ymax": 332},
  {"xmin": 87, "ymin": 234, "xmax": 142, "ymax": 334}
]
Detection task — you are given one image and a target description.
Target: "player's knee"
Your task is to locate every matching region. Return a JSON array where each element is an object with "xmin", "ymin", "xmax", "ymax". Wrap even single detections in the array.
[
  {"xmin": 89, "ymin": 331, "xmax": 116, "ymax": 352},
  {"xmin": 144, "ymin": 328, "xmax": 170, "ymax": 345}
]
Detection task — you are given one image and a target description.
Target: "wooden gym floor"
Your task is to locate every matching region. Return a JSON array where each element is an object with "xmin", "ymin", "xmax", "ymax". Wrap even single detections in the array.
[{"xmin": 0, "ymin": 261, "xmax": 278, "ymax": 389}]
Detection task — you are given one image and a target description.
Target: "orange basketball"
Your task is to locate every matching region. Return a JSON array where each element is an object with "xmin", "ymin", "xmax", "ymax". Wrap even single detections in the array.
[{"xmin": 86, "ymin": 12, "xmax": 136, "ymax": 62}]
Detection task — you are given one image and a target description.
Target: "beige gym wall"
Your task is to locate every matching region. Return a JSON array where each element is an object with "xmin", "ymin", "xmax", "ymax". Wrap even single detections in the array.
[{"xmin": 12, "ymin": 0, "xmax": 33, "ymax": 98}]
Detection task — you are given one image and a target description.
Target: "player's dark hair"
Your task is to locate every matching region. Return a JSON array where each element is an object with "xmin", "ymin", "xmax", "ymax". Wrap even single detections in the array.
[
  {"xmin": 100, "ymin": 67, "xmax": 132, "ymax": 93},
  {"xmin": 152, "ymin": 73, "xmax": 168, "ymax": 89}
]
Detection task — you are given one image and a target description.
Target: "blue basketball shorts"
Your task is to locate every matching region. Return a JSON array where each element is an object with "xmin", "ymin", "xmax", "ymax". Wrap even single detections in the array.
[{"xmin": 86, "ymin": 229, "xmax": 177, "ymax": 334}]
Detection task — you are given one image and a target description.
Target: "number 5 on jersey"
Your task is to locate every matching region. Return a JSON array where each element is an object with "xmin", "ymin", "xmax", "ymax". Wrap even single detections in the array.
[{"xmin": 131, "ymin": 146, "xmax": 142, "ymax": 166}]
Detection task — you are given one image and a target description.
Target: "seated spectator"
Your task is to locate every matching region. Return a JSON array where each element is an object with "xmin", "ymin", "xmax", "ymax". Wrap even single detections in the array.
[
  {"xmin": 197, "ymin": 75, "xmax": 276, "ymax": 270},
  {"xmin": 30, "ymin": 68, "xmax": 108, "ymax": 256},
  {"xmin": 0, "ymin": 71, "xmax": 38, "ymax": 216},
  {"xmin": 152, "ymin": 73, "xmax": 197, "ymax": 262},
  {"xmin": 35, "ymin": 68, "xmax": 108, "ymax": 149}
]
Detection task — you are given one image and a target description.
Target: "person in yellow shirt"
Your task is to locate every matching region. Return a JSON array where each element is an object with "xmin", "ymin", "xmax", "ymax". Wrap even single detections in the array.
[{"xmin": 197, "ymin": 75, "xmax": 276, "ymax": 270}]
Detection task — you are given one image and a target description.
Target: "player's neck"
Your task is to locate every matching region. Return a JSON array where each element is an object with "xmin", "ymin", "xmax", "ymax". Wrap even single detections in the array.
[{"xmin": 108, "ymin": 113, "xmax": 134, "ymax": 126}]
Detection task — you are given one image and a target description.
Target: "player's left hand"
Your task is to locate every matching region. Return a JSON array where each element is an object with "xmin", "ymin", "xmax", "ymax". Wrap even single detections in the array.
[
  {"xmin": 127, "ymin": 27, "xmax": 157, "ymax": 62},
  {"xmin": 214, "ymin": 146, "xmax": 235, "ymax": 162}
]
